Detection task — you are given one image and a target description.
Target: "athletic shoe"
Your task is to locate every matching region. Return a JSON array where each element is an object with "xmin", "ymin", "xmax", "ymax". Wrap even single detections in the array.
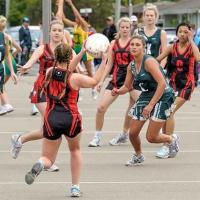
[
  {"xmin": 88, "ymin": 135, "xmax": 101, "ymax": 147},
  {"xmin": 168, "ymin": 134, "xmax": 179, "ymax": 158},
  {"xmin": 91, "ymin": 89, "xmax": 98, "ymax": 100},
  {"xmin": 10, "ymin": 134, "xmax": 22, "ymax": 159},
  {"xmin": 45, "ymin": 164, "xmax": 59, "ymax": 172},
  {"xmin": 3, "ymin": 104, "xmax": 14, "ymax": 113},
  {"xmin": 70, "ymin": 185, "xmax": 81, "ymax": 197},
  {"xmin": 109, "ymin": 133, "xmax": 128, "ymax": 146},
  {"xmin": 25, "ymin": 161, "xmax": 44, "ymax": 185},
  {"xmin": 125, "ymin": 154, "xmax": 145, "ymax": 166},
  {"xmin": 0, "ymin": 106, "xmax": 7, "ymax": 115},
  {"xmin": 31, "ymin": 104, "xmax": 39, "ymax": 116},
  {"xmin": 156, "ymin": 145, "xmax": 169, "ymax": 159}
]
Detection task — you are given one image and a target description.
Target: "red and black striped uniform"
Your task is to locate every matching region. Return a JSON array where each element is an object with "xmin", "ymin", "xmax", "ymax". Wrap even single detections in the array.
[
  {"xmin": 43, "ymin": 68, "xmax": 82, "ymax": 140},
  {"xmin": 30, "ymin": 44, "xmax": 55, "ymax": 103},
  {"xmin": 169, "ymin": 42, "xmax": 195, "ymax": 100},
  {"xmin": 106, "ymin": 39, "xmax": 134, "ymax": 90}
]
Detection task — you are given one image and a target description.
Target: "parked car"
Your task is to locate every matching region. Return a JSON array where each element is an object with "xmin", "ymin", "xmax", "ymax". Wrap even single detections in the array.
[
  {"xmin": 164, "ymin": 27, "xmax": 177, "ymax": 45},
  {"xmin": 7, "ymin": 26, "xmax": 41, "ymax": 52}
]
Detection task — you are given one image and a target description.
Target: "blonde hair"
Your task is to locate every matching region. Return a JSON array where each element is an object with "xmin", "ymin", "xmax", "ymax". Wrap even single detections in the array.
[
  {"xmin": 117, "ymin": 17, "xmax": 131, "ymax": 30},
  {"xmin": 115, "ymin": 17, "xmax": 131, "ymax": 39},
  {"xmin": 0, "ymin": 15, "xmax": 7, "ymax": 31},
  {"xmin": 50, "ymin": 20, "xmax": 64, "ymax": 31},
  {"xmin": 143, "ymin": 3, "xmax": 159, "ymax": 23}
]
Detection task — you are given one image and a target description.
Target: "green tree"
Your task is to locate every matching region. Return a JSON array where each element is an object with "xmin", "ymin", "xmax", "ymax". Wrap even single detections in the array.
[
  {"xmin": 8, "ymin": 0, "xmax": 42, "ymax": 26},
  {"xmin": 0, "ymin": 0, "xmax": 6, "ymax": 16}
]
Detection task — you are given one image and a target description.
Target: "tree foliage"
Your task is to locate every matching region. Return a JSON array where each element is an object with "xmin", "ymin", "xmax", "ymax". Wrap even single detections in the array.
[{"xmin": 6, "ymin": 0, "xmax": 177, "ymax": 28}]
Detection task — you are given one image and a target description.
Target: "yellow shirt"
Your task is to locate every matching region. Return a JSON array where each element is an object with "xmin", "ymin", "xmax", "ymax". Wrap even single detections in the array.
[{"xmin": 73, "ymin": 25, "xmax": 88, "ymax": 45}]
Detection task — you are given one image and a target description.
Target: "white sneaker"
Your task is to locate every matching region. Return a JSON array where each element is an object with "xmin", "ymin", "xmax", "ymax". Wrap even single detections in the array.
[
  {"xmin": 109, "ymin": 133, "xmax": 128, "ymax": 146},
  {"xmin": 3, "ymin": 104, "xmax": 14, "ymax": 113},
  {"xmin": 45, "ymin": 164, "xmax": 59, "ymax": 172},
  {"xmin": 156, "ymin": 145, "xmax": 169, "ymax": 159},
  {"xmin": 0, "ymin": 106, "xmax": 7, "ymax": 115},
  {"xmin": 11, "ymin": 134, "xmax": 22, "ymax": 159},
  {"xmin": 125, "ymin": 154, "xmax": 145, "ymax": 166},
  {"xmin": 91, "ymin": 89, "xmax": 98, "ymax": 100},
  {"xmin": 168, "ymin": 134, "xmax": 179, "ymax": 158},
  {"xmin": 31, "ymin": 104, "xmax": 39, "ymax": 116},
  {"xmin": 88, "ymin": 135, "xmax": 101, "ymax": 147},
  {"xmin": 70, "ymin": 185, "xmax": 81, "ymax": 197}
]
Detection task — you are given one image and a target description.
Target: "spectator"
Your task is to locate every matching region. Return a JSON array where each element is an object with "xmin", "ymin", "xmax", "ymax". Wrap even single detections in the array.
[
  {"xmin": 19, "ymin": 17, "xmax": 32, "ymax": 65},
  {"xmin": 130, "ymin": 15, "xmax": 138, "ymax": 35},
  {"xmin": 102, "ymin": 16, "xmax": 117, "ymax": 42}
]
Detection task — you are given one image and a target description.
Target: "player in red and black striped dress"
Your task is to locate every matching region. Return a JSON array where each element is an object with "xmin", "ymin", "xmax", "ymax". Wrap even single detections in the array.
[
  {"xmin": 24, "ymin": 43, "xmax": 107, "ymax": 197},
  {"xmin": 156, "ymin": 22, "xmax": 200, "ymax": 158},
  {"xmin": 88, "ymin": 17, "xmax": 140, "ymax": 147},
  {"xmin": 10, "ymin": 20, "xmax": 65, "ymax": 172}
]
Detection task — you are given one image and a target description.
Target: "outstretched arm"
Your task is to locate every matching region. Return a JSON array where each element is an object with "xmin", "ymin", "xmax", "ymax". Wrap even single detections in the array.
[
  {"xmin": 96, "ymin": 40, "xmax": 114, "ymax": 92},
  {"xmin": 55, "ymin": 0, "xmax": 64, "ymax": 21},
  {"xmin": 187, "ymin": 29, "xmax": 200, "ymax": 61},
  {"xmin": 65, "ymin": 0, "xmax": 88, "ymax": 31},
  {"xmin": 18, "ymin": 45, "xmax": 44, "ymax": 74},
  {"xmin": 71, "ymin": 53, "xmax": 107, "ymax": 89}
]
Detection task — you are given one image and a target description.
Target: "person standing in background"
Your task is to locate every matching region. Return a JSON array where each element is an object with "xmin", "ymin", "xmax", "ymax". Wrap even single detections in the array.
[
  {"xmin": 130, "ymin": 15, "xmax": 138, "ymax": 36},
  {"xmin": 19, "ymin": 17, "xmax": 32, "ymax": 65},
  {"xmin": 102, "ymin": 16, "xmax": 117, "ymax": 42}
]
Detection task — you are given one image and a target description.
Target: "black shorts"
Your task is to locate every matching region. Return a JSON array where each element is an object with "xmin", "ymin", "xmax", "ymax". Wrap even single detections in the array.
[
  {"xmin": 43, "ymin": 104, "xmax": 82, "ymax": 140},
  {"xmin": 106, "ymin": 70, "xmax": 126, "ymax": 90}
]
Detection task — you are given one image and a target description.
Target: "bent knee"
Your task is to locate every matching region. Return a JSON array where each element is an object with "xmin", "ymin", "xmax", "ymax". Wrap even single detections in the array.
[
  {"xmin": 146, "ymin": 135, "xmax": 156, "ymax": 143},
  {"xmin": 97, "ymin": 105, "xmax": 107, "ymax": 113}
]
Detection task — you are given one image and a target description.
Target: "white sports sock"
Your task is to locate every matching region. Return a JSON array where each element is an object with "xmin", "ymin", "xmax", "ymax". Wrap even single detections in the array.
[{"xmin": 95, "ymin": 131, "xmax": 102, "ymax": 138}]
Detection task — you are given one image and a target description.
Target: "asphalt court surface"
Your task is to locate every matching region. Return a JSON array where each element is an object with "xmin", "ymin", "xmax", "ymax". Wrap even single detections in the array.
[{"xmin": 0, "ymin": 75, "xmax": 200, "ymax": 200}]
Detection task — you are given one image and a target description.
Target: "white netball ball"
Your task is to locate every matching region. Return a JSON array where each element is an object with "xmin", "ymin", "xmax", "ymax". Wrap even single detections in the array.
[{"xmin": 85, "ymin": 33, "xmax": 110, "ymax": 58}]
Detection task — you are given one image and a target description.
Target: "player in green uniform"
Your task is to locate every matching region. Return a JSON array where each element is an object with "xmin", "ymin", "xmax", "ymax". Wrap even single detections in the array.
[
  {"xmin": 0, "ymin": 15, "xmax": 17, "ymax": 115},
  {"xmin": 112, "ymin": 35, "xmax": 179, "ymax": 166}
]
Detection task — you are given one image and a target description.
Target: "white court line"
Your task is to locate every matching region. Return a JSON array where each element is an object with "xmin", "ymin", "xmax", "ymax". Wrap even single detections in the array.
[
  {"xmin": 0, "ymin": 150, "xmax": 200, "ymax": 154},
  {"xmin": 0, "ymin": 130, "xmax": 199, "ymax": 134},
  {"xmin": 0, "ymin": 130, "xmax": 199, "ymax": 135},
  {"xmin": 1, "ymin": 180, "xmax": 200, "ymax": 185},
  {"xmin": 0, "ymin": 116, "xmax": 200, "ymax": 120}
]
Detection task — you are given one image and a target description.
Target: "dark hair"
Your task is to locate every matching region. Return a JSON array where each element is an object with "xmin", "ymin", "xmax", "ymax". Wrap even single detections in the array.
[
  {"xmin": 176, "ymin": 22, "xmax": 191, "ymax": 35},
  {"xmin": 42, "ymin": 44, "xmax": 72, "ymax": 100},
  {"xmin": 54, "ymin": 43, "xmax": 72, "ymax": 66}
]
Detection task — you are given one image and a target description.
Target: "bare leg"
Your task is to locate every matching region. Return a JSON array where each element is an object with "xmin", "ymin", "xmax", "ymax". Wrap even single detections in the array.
[
  {"xmin": 129, "ymin": 119, "xmax": 145, "ymax": 155},
  {"xmin": 40, "ymin": 137, "xmax": 62, "ymax": 169},
  {"xmin": 122, "ymin": 90, "xmax": 140, "ymax": 133},
  {"xmin": 96, "ymin": 89, "xmax": 118, "ymax": 131},
  {"xmin": 163, "ymin": 97, "xmax": 186, "ymax": 135},
  {"xmin": 146, "ymin": 120, "xmax": 172, "ymax": 144},
  {"xmin": 20, "ymin": 102, "xmax": 46, "ymax": 144},
  {"xmin": 66, "ymin": 134, "xmax": 82, "ymax": 185}
]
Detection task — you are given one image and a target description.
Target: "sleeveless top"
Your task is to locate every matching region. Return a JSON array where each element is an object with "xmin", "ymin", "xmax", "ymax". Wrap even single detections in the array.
[
  {"xmin": 170, "ymin": 41, "xmax": 194, "ymax": 79},
  {"xmin": 0, "ymin": 32, "xmax": 5, "ymax": 65},
  {"xmin": 138, "ymin": 27, "xmax": 161, "ymax": 57},
  {"xmin": 73, "ymin": 25, "xmax": 88, "ymax": 46},
  {"xmin": 112, "ymin": 39, "xmax": 133, "ymax": 71},
  {"xmin": 38, "ymin": 44, "xmax": 55, "ymax": 75},
  {"xmin": 130, "ymin": 54, "xmax": 170, "ymax": 92},
  {"xmin": 46, "ymin": 68, "xmax": 79, "ymax": 113}
]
